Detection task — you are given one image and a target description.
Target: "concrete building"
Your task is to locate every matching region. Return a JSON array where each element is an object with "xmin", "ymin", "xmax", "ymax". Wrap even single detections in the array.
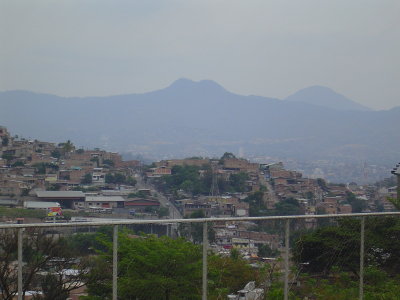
[
  {"xmin": 35, "ymin": 191, "xmax": 85, "ymax": 209},
  {"xmin": 85, "ymin": 196, "xmax": 125, "ymax": 209}
]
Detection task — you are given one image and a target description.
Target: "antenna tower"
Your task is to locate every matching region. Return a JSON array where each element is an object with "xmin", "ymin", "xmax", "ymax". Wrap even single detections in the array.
[{"xmin": 210, "ymin": 161, "xmax": 219, "ymax": 196}]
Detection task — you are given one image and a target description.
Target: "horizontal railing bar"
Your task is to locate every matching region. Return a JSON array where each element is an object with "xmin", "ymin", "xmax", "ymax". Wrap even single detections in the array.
[{"xmin": 0, "ymin": 212, "xmax": 399, "ymax": 229}]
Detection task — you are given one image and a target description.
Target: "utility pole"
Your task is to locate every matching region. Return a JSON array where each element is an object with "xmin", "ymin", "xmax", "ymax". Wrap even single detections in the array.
[{"xmin": 210, "ymin": 161, "xmax": 219, "ymax": 197}]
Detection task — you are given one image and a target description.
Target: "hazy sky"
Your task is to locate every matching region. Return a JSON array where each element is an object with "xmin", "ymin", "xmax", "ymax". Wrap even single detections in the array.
[{"xmin": 1, "ymin": 0, "xmax": 399, "ymax": 110}]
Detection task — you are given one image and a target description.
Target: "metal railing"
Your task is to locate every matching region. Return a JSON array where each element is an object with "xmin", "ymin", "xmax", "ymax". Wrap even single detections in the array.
[{"xmin": 1, "ymin": 211, "xmax": 400, "ymax": 300}]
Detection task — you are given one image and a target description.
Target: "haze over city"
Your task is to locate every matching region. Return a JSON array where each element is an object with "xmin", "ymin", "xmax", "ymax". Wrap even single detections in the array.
[
  {"xmin": 1, "ymin": 2, "xmax": 400, "ymax": 299},
  {"xmin": 1, "ymin": 0, "xmax": 399, "ymax": 110}
]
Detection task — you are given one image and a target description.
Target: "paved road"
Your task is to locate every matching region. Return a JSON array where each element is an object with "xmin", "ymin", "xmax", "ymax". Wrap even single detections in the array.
[
  {"xmin": 259, "ymin": 172, "xmax": 279, "ymax": 208},
  {"xmin": 134, "ymin": 174, "xmax": 183, "ymax": 219}
]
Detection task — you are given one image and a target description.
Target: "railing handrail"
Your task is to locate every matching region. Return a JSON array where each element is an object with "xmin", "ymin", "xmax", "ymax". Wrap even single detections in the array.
[{"xmin": 1, "ymin": 211, "xmax": 399, "ymax": 229}]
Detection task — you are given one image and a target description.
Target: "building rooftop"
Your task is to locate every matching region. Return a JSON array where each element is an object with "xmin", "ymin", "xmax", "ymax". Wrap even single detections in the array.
[
  {"xmin": 36, "ymin": 191, "xmax": 85, "ymax": 198},
  {"xmin": 85, "ymin": 196, "xmax": 125, "ymax": 202}
]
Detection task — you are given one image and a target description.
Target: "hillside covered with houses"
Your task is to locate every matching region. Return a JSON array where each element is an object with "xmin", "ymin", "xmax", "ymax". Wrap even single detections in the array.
[
  {"xmin": 0, "ymin": 126, "xmax": 164, "ymax": 218},
  {"xmin": 0, "ymin": 126, "xmax": 399, "ymax": 299},
  {"xmin": 0, "ymin": 126, "xmax": 397, "ymax": 256}
]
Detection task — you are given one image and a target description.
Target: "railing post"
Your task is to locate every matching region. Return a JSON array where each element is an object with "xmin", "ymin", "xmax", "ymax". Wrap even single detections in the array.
[
  {"xmin": 359, "ymin": 217, "xmax": 365, "ymax": 300},
  {"xmin": 284, "ymin": 219, "xmax": 290, "ymax": 300},
  {"xmin": 17, "ymin": 228, "xmax": 23, "ymax": 300},
  {"xmin": 113, "ymin": 225, "xmax": 118, "ymax": 300},
  {"xmin": 202, "ymin": 221, "xmax": 208, "ymax": 300}
]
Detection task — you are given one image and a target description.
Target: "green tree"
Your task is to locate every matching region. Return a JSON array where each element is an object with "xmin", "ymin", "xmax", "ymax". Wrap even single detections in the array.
[
  {"xmin": 181, "ymin": 179, "xmax": 194, "ymax": 194},
  {"xmin": 219, "ymin": 152, "xmax": 236, "ymax": 164},
  {"xmin": 33, "ymin": 163, "xmax": 46, "ymax": 174},
  {"xmin": 228, "ymin": 172, "xmax": 249, "ymax": 193},
  {"xmin": 293, "ymin": 266, "xmax": 400, "ymax": 299},
  {"xmin": 1, "ymin": 136, "xmax": 9, "ymax": 146},
  {"xmin": 105, "ymin": 173, "xmax": 114, "ymax": 184},
  {"xmin": 274, "ymin": 198, "xmax": 302, "ymax": 216},
  {"xmin": 102, "ymin": 159, "xmax": 114, "ymax": 167},
  {"xmin": 157, "ymin": 206, "xmax": 170, "ymax": 218},
  {"xmin": 229, "ymin": 248, "xmax": 241, "ymax": 260},
  {"xmin": 126, "ymin": 176, "xmax": 137, "ymax": 186},
  {"xmin": 208, "ymin": 254, "xmax": 260, "ymax": 299},
  {"xmin": 32, "ymin": 163, "xmax": 59, "ymax": 175},
  {"xmin": 293, "ymin": 223, "xmax": 360, "ymax": 276},
  {"xmin": 317, "ymin": 178, "xmax": 329, "ymax": 191},
  {"xmin": 11, "ymin": 160, "xmax": 25, "ymax": 167},
  {"xmin": 66, "ymin": 228, "xmax": 111, "ymax": 255},
  {"xmin": 21, "ymin": 188, "xmax": 30, "ymax": 197},
  {"xmin": 293, "ymin": 217, "xmax": 400, "ymax": 276},
  {"xmin": 51, "ymin": 149, "xmax": 61, "ymax": 159},
  {"xmin": 0, "ymin": 230, "xmax": 89, "ymax": 300},
  {"xmin": 105, "ymin": 173, "xmax": 126, "ymax": 185},
  {"xmin": 244, "ymin": 191, "xmax": 267, "ymax": 216},
  {"xmin": 86, "ymin": 233, "xmax": 202, "ymax": 300},
  {"xmin": 81, "ymin": 173, "xmax": 93, "ymax": 184},
  {"xmin": 387, "ymin": 196, "xmax": 400, "ymax": 210},
  {"xmin": 345, "ymin": 191, "xmax": 366, "ymax": 213},
  {"xmin": 47, "ymin": 183, "xmax": 62, "ymax": 191},
  {"xmin": 190, "ymin": 210, "xmax": 205, "ymax": 218},
  {"xmin": 61, "ymin": 140, "xmax": 74, "ymax": 153},
  {"xmin": 85, "ymin": 231, "xmax": 261, "ymax": 300},
  {"xmin": 113, "ymin": 173, "xmax": 126, "ymax": 184},
  {"xmin": 156, "ymin": 165, "xmax": 211, "ymax": 196},
  {"xmin": 257, "ymin": 244, "xmax": 279, "ymax": 257},
  {"xmin": 1, "ymin": 153, "xmax": 14, "ymax": 163},
  {"xmin": 179, "ymin": 211, "xmax": 215, "ymax": 244}
]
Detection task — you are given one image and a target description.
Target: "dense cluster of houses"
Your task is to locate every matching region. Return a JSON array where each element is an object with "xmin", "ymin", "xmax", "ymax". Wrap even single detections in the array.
[
  {"xmin": 144, "ymin": 156, "xmax": 398, "ymax": 255},
  {"xmin": 0, "ymin": 126, "xmax": 163, "ymax": 216},
  {"xmin": 263, "ymin": 162, "xmax": 398, "ymax": 215},
  {"xmin": 265, "ymin": 164, "xmax": 352, "ymax": 214},
  {"xmin": 0, "ymin": 126, "xmax": 398, "ymax": 298},
  {"xmin": 1, "ymin": 125, "xmax": 396, "ymax": 222},
  {"xmin": 148, "ymin": 156, "xmax": 397, "ymax": 222}
]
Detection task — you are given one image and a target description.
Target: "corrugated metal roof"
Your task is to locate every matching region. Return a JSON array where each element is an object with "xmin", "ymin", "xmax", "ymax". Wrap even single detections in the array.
[
  {"xmin": 36, "ymin": 191, "xmax": 85, "ymax": 198},
  {"xmin": 0, "ymin": 199, "xmax": 19, "ymax": 205},
  {"xmin": 85, "ymin": 196, "xmax": 125, "ymax": 202}
]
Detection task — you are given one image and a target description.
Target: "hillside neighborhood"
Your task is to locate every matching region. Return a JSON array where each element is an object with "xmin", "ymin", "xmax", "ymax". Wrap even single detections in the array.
[
  {"xmin": 2, "ymin": 1, "xmax": 400, "ymax": 298},
  {"xmin": 0, "ymin": 125, "xmax": 397, "ymax": 258}
]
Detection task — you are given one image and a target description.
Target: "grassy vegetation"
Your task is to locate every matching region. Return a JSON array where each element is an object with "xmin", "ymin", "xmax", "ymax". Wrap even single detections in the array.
[{"xmin": 0, "ymin": 207, "xmax": 46, "ymax": 219}]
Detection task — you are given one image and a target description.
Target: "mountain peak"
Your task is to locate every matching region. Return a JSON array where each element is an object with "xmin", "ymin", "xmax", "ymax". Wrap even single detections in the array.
[
  {"xmin": 167, "ymin": 78, "xmax": 227, "ymax": 93},
  {"xmin": 169, "ymin": 78, "xmax": 196, "ymax": 87},
  {"xmin": 285, "ymin": 86, "xmax": 371, "ymax": 111}
]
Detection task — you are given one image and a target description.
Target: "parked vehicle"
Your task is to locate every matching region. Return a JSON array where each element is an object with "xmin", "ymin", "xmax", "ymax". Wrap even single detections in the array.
[{"xmin": 24, "ymin": 201, "xmax": 60, "ymax": 209}]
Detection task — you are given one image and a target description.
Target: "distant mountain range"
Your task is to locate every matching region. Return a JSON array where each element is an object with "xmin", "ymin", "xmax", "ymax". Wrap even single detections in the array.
[
  {"xmin": 0, "ymin": 79, "xmax": 399, "ymax": 172},
  {"xmin": 285, "ymin": 85, "xmax": 372, "ymax": 111}
]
